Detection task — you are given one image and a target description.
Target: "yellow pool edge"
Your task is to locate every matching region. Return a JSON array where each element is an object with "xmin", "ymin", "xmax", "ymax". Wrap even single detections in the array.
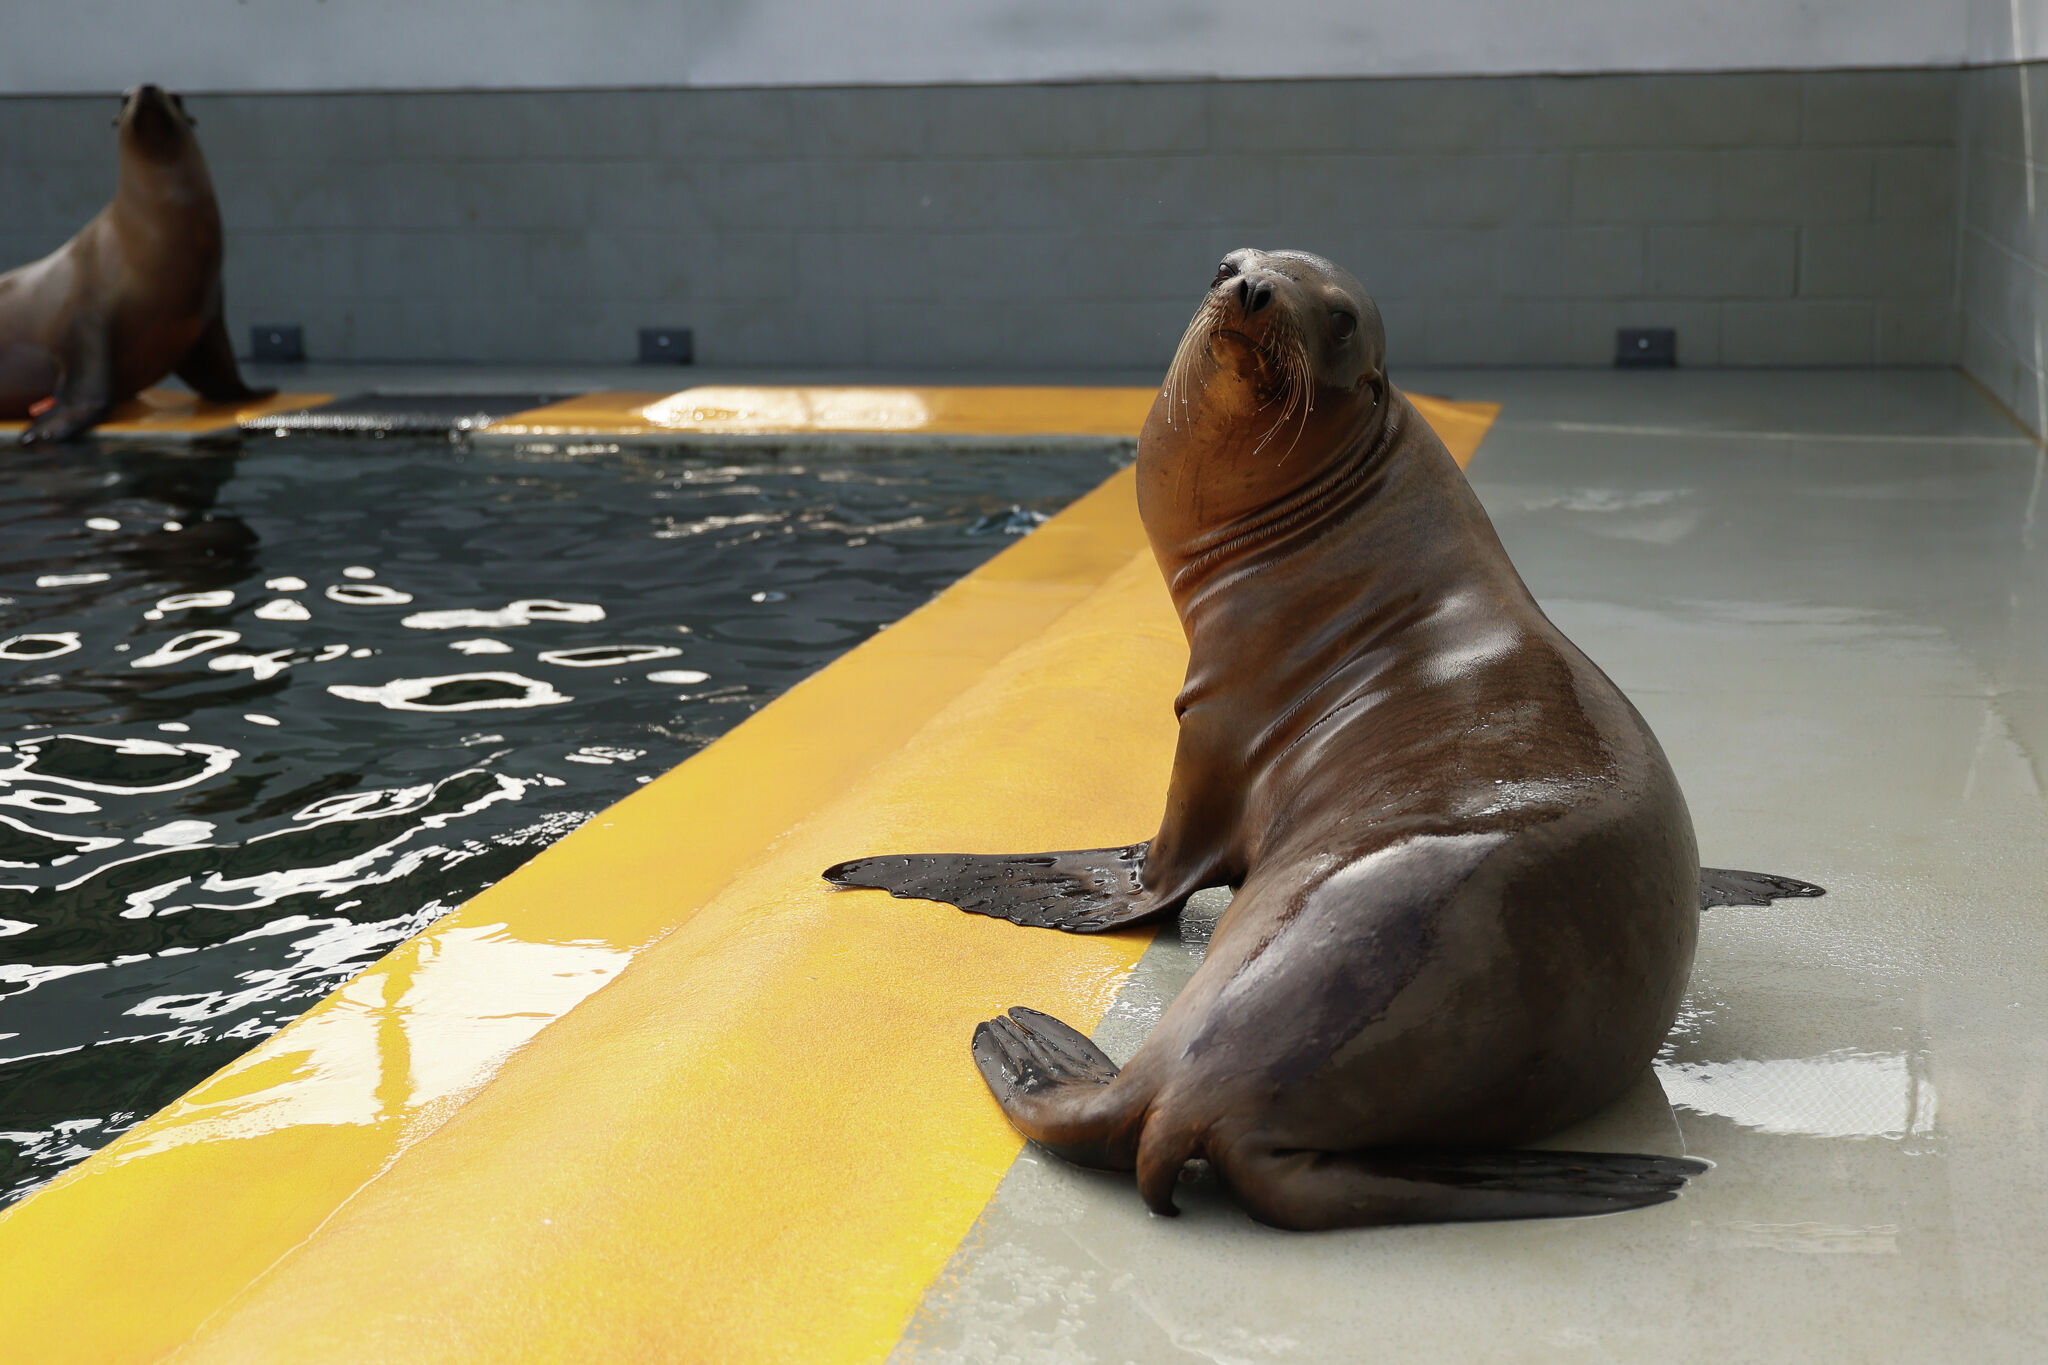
[
  {"xmin": 0, "ymin": 390, "xmax": 328, "ymax": 441},
  {"xmin": 0, "ymin": 391, "xmax": 1497, "ymax": 1365},
  {"xmin": 475, "ymin": 385, "xmax": 1162, "ymax": 441}
]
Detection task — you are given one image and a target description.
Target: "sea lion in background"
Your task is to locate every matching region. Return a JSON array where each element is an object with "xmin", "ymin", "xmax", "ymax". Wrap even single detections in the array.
[
  {"xmin": 826, "ymin": 248, "xmax": 1822, "ymax": 1231},
  {"xmin": 0, "ymin": 84, "xmax": 271, "ymax": 445}
]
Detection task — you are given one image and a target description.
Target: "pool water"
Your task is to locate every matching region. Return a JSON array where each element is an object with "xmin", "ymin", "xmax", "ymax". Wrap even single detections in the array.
[{"xmin": 0, "ymin": 431, "xmax": 1126, "ymax": 1204}]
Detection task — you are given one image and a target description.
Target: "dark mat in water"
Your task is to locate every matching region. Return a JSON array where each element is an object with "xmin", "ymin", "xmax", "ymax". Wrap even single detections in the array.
[{"xmin": 244, "ymin": 393, "xmax": 566, "ymax": 435}]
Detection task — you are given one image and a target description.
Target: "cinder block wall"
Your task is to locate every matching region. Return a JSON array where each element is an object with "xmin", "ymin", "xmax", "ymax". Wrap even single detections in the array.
[
  {"xmin": 1959, "ymin": 64, "xmax": 2048, "ymax": 432},
  {"xmin": 0, "ymin": 70, "xmax": 1960, "ymax": 370}
]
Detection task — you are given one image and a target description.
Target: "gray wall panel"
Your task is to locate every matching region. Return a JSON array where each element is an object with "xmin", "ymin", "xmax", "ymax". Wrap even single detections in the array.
[
  {"xmin": 0, "ymin": 71, "xmax": 1963, "ymax": 371},
  {"xmin": 1957, "ymin": 62, "xmax": 2048, "ymax": 431}
]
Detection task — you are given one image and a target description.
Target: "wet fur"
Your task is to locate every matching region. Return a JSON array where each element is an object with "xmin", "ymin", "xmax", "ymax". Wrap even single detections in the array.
[{"xmin": 828, "ymin": 248, "xmax": 1824, "ymax": 1231}]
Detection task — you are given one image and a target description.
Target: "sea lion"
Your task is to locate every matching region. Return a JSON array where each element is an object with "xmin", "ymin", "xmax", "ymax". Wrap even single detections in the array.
[
  {"xmin": 0, "ymin": 84, "xmax": 271, "ymax": 445},
  {"xmin": 825, "ymin": 248, "xmax": 1823, "ymax": 1231}
]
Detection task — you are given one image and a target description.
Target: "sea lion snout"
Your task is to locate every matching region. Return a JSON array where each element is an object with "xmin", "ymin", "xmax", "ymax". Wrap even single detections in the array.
[
  {"xmin": 1231, "ymin": 275, "xmax": 1275, "ymax": 316},
  {"xmin": 118, "ymin": 84, "xmax": 197, "ymax": 153}
]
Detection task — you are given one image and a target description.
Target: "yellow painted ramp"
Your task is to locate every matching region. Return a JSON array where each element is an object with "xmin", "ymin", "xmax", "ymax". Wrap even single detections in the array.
[
  {"xmin": 0, "ymin": 388, "xmax": 325, "ymax": 441},
  {"xmin": 0, "ymin": 392, "xmax": 1495, "ymax": 1364},
  {"xmin": 487, "ymin": 385, "xmax": 1156, "ymax": 440}
]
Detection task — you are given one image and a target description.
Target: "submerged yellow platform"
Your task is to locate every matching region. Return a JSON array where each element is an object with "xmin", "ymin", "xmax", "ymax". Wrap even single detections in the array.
[
  {"xmin": 0, "ymin": 391, "xmax": 1494, "ymax": 1363},
  {"xmin": 477, "ymin": 384, "xmax": 1161, "ymax": 441},
  {"xmin": 0, "ymin": 389, "xmax": 326, "ymax": 442}
]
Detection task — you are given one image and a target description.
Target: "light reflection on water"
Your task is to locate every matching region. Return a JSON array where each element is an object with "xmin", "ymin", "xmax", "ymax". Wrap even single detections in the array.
[
  {"xmin": 1656, "ymin": 1050, "xmax": 1938, "ymax": 1140},
  {"xmin": 0, "ymin": 434, "xmax": 1124, "ymax": 1203}
]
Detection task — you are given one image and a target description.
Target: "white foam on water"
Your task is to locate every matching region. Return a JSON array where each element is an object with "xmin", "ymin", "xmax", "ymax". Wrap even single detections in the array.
[
  {"xmin": 255, "ymin": 599, "xmax": 311, "ymax": 621},
  {"xmin": 36, "ymin": 573, "xmax": 110, "ymax": 588},
  {"xmin": 0, "ymin": 790, "xmax": 99, "ymax": 815},
  {"xmin": 131, "ymin": 630, "xmax": 240, "ymax": 669},
  {"xmin": 564, "ymin": 745, "xmax": 646, "ymax": 767},
  {"xmin": 342, "ymin": 566, "xmax": 377, "ymax": 580},
  {"xmin": 536, "ymin": 644, "xmax": 682, "ymax": 668},
  {"xmin": 325, "ymin": 584, "xmax": 414, "ymax": 607},
  {"xmin": 401, "ymin": 599, "xmax": 605, "ymax": 630},
  {"xmin": 134, "ymin": 820, "xmax": 218, "ymax": 847},
  {"xmin": 296, "ymin": 782, "xmax": 438, "ymax": 822},
  {"xmin": 244, "ymin": 714, "xmax": 282, "ymax": 728},
  {"xmin": 647, "ymin": 669, "xmax": 711, "ymax": 685},
  {"xmin": 326, "ymin": 671, "xmax": 572, "ymax": 713},
  {"xmin": 0, "ymin": 813, "xmax": 124, "ymax": 866},
  {"xmin": 155, "ymin": 590, "xmax": 234, "ymax": 612},
  {"xmin": 0, "ymin": 633, "xmax": 82, "ymax": 661},
  {"xmin": 449, "ymin": 638, "xmax": 514, "ymax": 655},
  {"xmin": 265, "ymin": 576, "xmax": 308, "ymax": 592},
  {"xmin": 207, "ymin": 649, "xmax": 297, "ymax": 682},
  {"xmin": 85, "ymin": 518, "xmax": 120, "ymax": 532},
  {"xmin": 0, "ymin": 735, "xmax": 240, "ymax": 794}
]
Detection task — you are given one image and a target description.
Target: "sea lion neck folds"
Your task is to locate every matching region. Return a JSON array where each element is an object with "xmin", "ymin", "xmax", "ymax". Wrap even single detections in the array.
[
  {"xmin": 1143, "ymin": 249, "xmax": 1391, "ymax": 596},
  {"xmin": 825, "ymin": 248, "xmax": 1824, "ymax": 1231}
]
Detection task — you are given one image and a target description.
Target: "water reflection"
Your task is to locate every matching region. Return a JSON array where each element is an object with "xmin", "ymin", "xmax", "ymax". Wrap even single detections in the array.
[
  {"xmin": 328, "ymin": 671, "xmax": 572, "ymax": 712},
  {"xmin": 116, "ymin": 924, "xmax": 629, "ymax": 1160},
  {"xmin": 1656, "ymin": 1050, "xmax": 1938, "ymax": 1140},
  {"xmin": 0, "ymin": 432, "xmax": 1126, "ymax": 1202}
]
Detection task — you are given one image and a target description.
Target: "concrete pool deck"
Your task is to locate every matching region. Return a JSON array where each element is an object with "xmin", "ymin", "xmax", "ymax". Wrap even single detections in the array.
[{"xmin": 0, "ymin": 368, "xmax": 2044, "ymax": 1361}]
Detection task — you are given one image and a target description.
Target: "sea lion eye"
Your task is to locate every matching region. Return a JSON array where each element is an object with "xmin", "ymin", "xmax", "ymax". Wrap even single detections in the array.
[
  {"xmin": 1211, "ymin": 260, "xmax": 1239, "ymax": 289},
  {"xmin": 1331, "ymin": 311, "xmax": 1357, "ymax": 340}
]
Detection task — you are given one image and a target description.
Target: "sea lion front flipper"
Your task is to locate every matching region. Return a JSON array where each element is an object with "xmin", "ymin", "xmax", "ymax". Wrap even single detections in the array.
[
  {"xmin": 0, "ymin": 342, "xmax": 61, "ymax": 417},
  {"xmin": 822, "ymin": 843, "xmax": 1175, "ymax": 932},
  {"xmin": 24, "ymin": 316, "xmax": 113, "ymax": 444},
  {"xmin": 1699, "ymin": 867, "xmax": 1826, "ymax": 909},
  {"xmin": 175, "ymin": 311, "xmax": 274, "ymax": 403},
  {"xmin": 1212, "ymin": 1144, "xmax": 1711, "ymax": 1231}
]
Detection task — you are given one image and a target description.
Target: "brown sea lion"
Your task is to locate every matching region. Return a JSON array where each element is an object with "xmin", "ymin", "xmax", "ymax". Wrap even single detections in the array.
[
  {"xmin": 0, "ymin": 84, "xmax": 271, "ymax": 445},
  {"xmin": 825, "ymin": 248, "xmax": 1822, "ymax": 1231}
]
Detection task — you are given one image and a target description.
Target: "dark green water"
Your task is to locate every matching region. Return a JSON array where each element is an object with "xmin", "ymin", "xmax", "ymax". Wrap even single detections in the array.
[{"xmin": 0, "ymin": 432, "xmax": 1125, "ymax": 1204}]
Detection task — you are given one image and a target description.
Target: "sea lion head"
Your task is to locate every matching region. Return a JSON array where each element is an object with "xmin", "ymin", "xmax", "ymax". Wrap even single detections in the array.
[
  {"xmin": 115, "ymin": 84, "xmax": 199, "ymax": 164},
  {"xmin": 1142, "ymin": 249, "xmax": 1390, "ymax": 566}
]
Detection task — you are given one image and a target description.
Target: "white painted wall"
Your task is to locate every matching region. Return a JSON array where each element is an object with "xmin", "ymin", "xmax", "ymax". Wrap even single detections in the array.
[
  {"xmin": 1969, "ymin": 0, "xmax": 2048, "ymax": 62},
  {"xmin": 0, "ymin": 0, "xmax": 2017, "ymax": 96}
]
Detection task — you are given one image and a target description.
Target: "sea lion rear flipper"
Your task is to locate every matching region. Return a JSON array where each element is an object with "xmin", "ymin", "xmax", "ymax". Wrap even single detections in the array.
[
  {"xmin": 822, "ymin": 843, "xmax": 1174, "ymax": 932},
  {"xmin": 1212, "ymin": 1144, "xmax": 1711, "ymax": 1231},
  {"xmin": 971, "ymin": 1006, "xmax": 1148, "ymax": 1173},
  {"xmin": 973, "ymin": 1006, "xmax": 1119, "ymax": 1091},
  {"xmin": 175, "ymin": 312, "xmax": 274, "ymax": 403},
  {"xmin": 1699, "ymin": 867, "xmax": 1826, "ymax": 909}
]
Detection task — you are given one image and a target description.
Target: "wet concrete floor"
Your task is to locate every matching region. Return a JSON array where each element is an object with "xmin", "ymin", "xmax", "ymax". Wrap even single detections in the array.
[{"xmin": 892, "ymin": 368, "xmax": 2048, "ymax": 1364}]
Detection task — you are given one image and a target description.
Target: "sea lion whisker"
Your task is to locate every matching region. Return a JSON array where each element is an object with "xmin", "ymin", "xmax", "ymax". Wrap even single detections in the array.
[
  {"xmin": 1160, "ymin": 295, "xmax": 1224, "ymax": 428},
  {"xmin": 1273, "ymin": 337, "xmax": 1316, "ymax": 466},
  {"xmin": 1254, "ymin": 326, "xmax": 1312, "ymax": 459}
]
